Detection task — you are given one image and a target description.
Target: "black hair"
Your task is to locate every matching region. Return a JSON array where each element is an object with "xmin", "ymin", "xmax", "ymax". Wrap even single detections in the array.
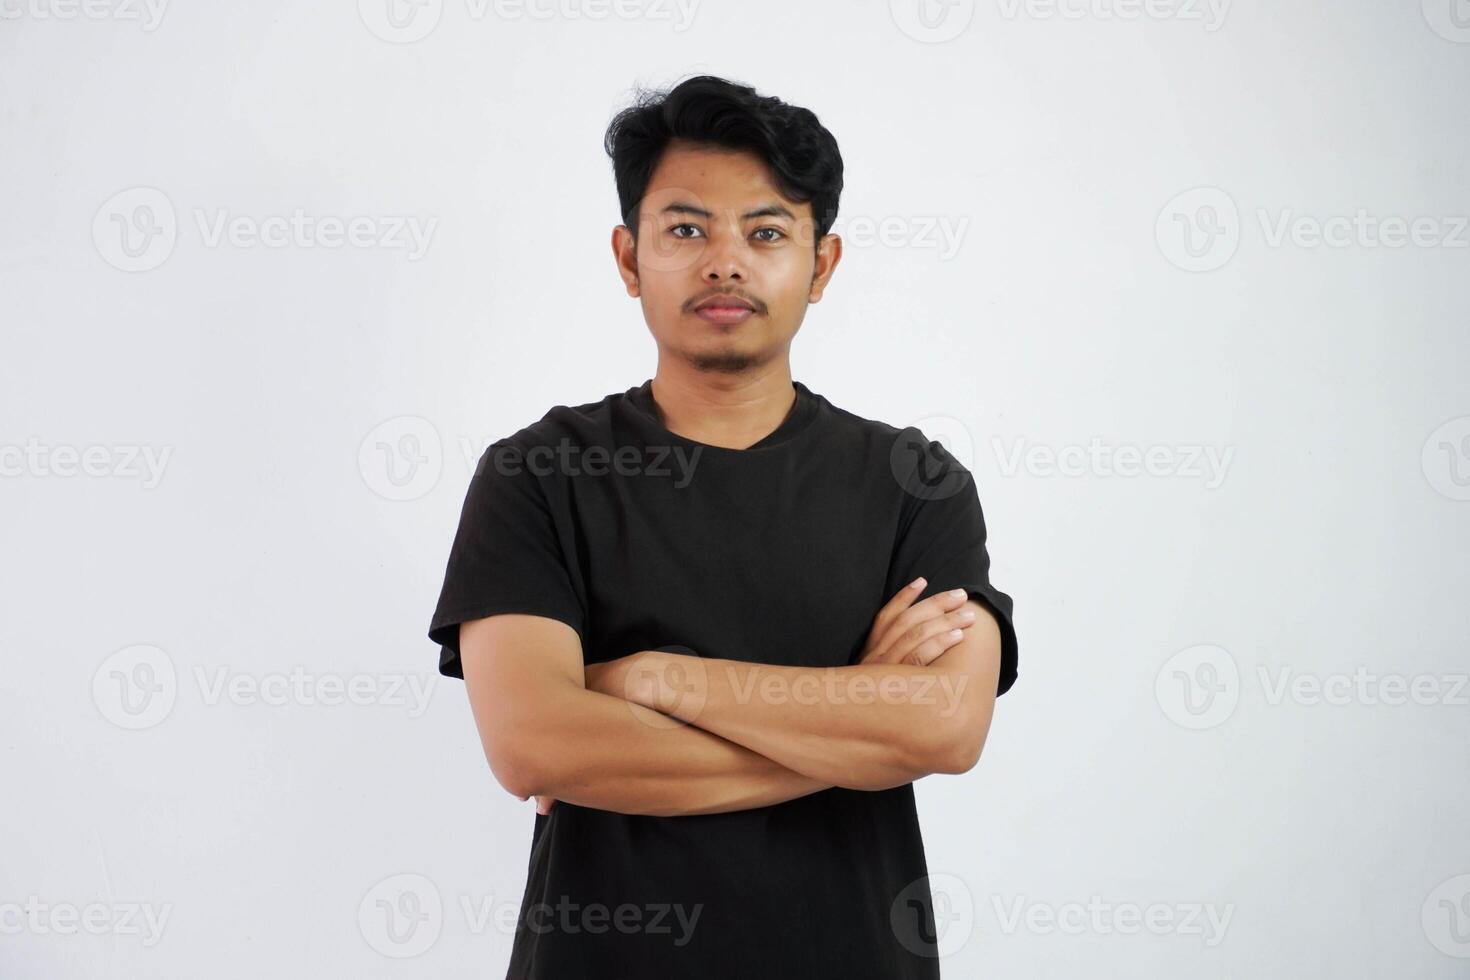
[{"xmin": 603, "ymin": 75, "xmax": 844, "ymax": 250}]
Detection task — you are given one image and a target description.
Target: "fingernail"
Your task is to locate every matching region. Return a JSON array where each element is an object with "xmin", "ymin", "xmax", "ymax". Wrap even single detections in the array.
[
  {"xmin": 949, "ymin": 588, "xmax": 967, "ymax": 598},
  {"xmin": 948, "ymin": 629, "xmax": 963, "ymax": 638},
  {"xmin": 909, "ymin": 577, "xmax": 926, "ymax": 590},
  {"xmin": 958, "ymin": 609, "xmax": 976, "ymax": 621}
]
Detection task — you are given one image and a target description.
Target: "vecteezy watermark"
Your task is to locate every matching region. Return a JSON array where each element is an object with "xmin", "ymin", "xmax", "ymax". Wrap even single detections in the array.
[
  {"xmin": 889, "ymin": 874, "xmax": 1234, "ymax": 953},
  {"xmin": 1423, "ymin": 874, "xmax": 1470, "ymax": 958},
  {"xmin": 360, "ymin": 418, "xmax": 706, "ymax": 502},
  {"xmin": 192, "ymin": 665, "xmax": 435, "ymax": 717},
  {"xmin": 994, "ymin": 0, "xmax": 1230, "ymax": 31},
  {"xmin": 1156, "ymin": 187, "xmax": 1240, "ymax": 272},
  {"xmin": 360, "ymin": 874, "xmax": 443, "ymax": 958},
  {"xmin": 1257, "ymin": 666, "xmax": 1469, "ymax": 708},
  {"xmin": 91, "ymin": 644, "xmax": 437, "ymax": 729},
  {"xmin": 474, "ymin": 438, "xmax": 703, "ymax": 489},
  {"xmin": 0, "ymin": 0, "xmax": 169, "ymax": 30},
  {"xmin": 826, "ymin": 214, "xmax": 972, "ymax": 261},
  {"xmin": 1156, "ymin": 644, "xmax": 1241, "ymax": 729},
  {"xmin": 1156, "ymin": 644, "xmax": 1469, "ymax": 730},
  {"xmin": 360, "ymin": 416, "xmax": 443, "ymax": 502},
  {"xmin": 616, "ymin": 646, "xmax": 708, "ymax": 730},
  {"xmin": 992, "ymin": 436, "xmax": 1235, "ymax": 489},
  {"xmin": 988, "ymin": 895, "xmax": 1235, "ymax": 947},
  {"xmin": 0, "ymin": 439, "xmax": 173, "ymax": 488},
  {"xmin": 1157, "ymin": 186, "xmax": 1470, "ymax": 271},
  {"xmin": 92, "ymin": 187, "xmax": 437, "ymax": 272},
  {"xmin": 617, "ymin": 649, "xmax": 972, "ymax": 733},
  {"xmin": 0, "ymin": 897, "xmax": 174, "ymax": 947},
  {"xmin": 92, "ymin": 644, "xmax": 178, "ymax": 730},
  {"xmin": 891, "ymin": 0, "xmax": 1229, "ymax": 41},
  {"xmin": 726, "ymin": 665, "xmax": 971, "ymax": 717},
  {"xmin": 357, "ymin": 0, "xmax": 700, "ymax": 43},
  {"xmin": 358, "ymin": 873, "xmax": 703, "ymax": 958},
  {"xmin": 889, "ymin": 0, "xmax": 976, "ymax": 43},
  {"xmin": 519, "ymin": 896, "xmax": 702, "ymax": 944},
  {"xmin": 1422, "ymin": 415, "xmax": 1470, "ymax": 501},
  {"xmin": 1257, "ymin": 209, "xmax": 1470, "ymax": 250},
  {"xmin": 890, "ymin": 416, "xmax": 977, "ymax": 503},
  {"xmin": 890, "ymin": 873, "xmax": 976, "ymax": 958},
  {"xmin": 192, "ymin": 208, "xmax": 436, "ymax": 259},
  {"xmin": 1422, "ymin": 0, "xmax": 1470, "ymax": 43},
  {"xmin": 92, "ymin": 187, "xmax": 177, "ymax": 272}
]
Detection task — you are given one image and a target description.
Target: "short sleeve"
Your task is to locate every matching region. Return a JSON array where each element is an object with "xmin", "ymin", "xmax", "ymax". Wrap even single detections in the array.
[
  {"xmin": 426, "ymin": 439, "xmax": 586, "ymax": 679},
  {"xmin": 885, "ymin": 430, "xmax": 1019, "ymax": 697}
]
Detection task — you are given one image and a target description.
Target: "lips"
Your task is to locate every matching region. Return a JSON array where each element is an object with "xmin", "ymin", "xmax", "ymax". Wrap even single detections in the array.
[
  {"xmin": 694, "ymin": 296, "xmax": 755, "ymax": 312},
  {"xmin": 692, "ymin": 294, "xmax": 757, "ymax": 326},
  {"xmin": 694, "ymin": 307, "xmax": 754, "ymax": 326}
]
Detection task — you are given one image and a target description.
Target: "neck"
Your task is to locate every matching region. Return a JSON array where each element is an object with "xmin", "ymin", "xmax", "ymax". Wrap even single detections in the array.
[{"xmin": 647, "ymin": 360, "xmax": 798, "ymax": 451}]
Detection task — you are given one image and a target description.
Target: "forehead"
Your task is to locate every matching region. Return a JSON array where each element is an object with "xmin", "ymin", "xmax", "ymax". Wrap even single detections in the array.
[{"xmin": 644, "ymin": 141, "xmax": 812, "ymax": 220}]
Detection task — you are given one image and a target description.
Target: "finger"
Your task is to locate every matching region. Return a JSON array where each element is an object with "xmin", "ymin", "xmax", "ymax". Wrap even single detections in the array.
[
  {"xmin": 913, "ymin": 627, "xmax": 968, "ymax": 666},
  {"xmin": 898, "ymin": 623, "xmax": 968, "ymax": 666},
  {"xmin": 883, "ymin": 613, "xmax": 972, "ymax": 666},
  {"xmin": 871, "ymin": 590, "xmax": 972, "ymax": 662},
  {"xmin": 875, "ymin": 588, "xmax": 971, "ymax": 654},
  {"xmin": 876, "ymin": 603, "xmax": 976, "ymax": 664},
  {"xmin": 875, "ymin": 577, "xmax": 927, "ymax": 628},
  {"xmin": 861, "ymin": 577, "xmax": 927, "ymax": 657}
]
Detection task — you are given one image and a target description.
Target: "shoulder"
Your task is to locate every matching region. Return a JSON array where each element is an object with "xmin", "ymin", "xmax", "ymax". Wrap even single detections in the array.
[
  {"xmin": 820, "ymin": 394, "xmax": 971, "ymax": 471},
  {"xmin": 814, "ymin": 393, "xmax": 978, "ymax": 513},
  {"xmin": 471, "ymin": 388, "xmax": 622, "ymax": 478},
  {"xmin": 489, "ymin": 388, "xmax": 621, "ymax": 451}
]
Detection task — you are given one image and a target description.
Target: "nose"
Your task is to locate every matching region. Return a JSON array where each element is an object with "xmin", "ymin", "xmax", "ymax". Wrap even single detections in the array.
[{"xmin": 696, "ymin": 223, "xmax": 747, "ymax": 283}]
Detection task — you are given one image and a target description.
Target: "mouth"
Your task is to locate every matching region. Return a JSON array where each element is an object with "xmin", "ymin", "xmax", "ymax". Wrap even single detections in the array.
[
  {"xmin": 692, "ymin": 296, "xmax": 757, "ymax": 326},
  {"xmin": 694, "ymin": 306, "xmax": 755, "ymax": 326}
]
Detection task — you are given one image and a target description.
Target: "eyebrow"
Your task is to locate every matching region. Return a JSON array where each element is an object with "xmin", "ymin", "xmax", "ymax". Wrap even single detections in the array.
[{"xmin": 660, "ymin": 201, "xmax": 797, "ymax": 222}]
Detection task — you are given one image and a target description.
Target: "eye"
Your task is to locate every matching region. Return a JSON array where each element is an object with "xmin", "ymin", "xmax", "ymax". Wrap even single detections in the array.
[
  {"xmin": 670, "ymin": 223, "xmax": 703, "ymax": 239},
  {"xmin": 753, "ymin": 227, "xmax": 786, "ymax": 242}
]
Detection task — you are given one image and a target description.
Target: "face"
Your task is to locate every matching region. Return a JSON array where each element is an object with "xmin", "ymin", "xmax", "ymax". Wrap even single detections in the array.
[{"xmin": 612, "ymin": 140, "xmax": 842, "ymax": 375}]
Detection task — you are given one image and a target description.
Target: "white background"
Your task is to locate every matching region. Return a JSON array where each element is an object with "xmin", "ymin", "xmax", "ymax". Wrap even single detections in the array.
[{"xmin": 3, "ymin": 0, "xmax": 1469, "ymax": 976}]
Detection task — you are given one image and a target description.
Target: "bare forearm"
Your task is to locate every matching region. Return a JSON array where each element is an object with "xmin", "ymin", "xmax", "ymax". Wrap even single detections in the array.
[
  {"xmin": 624, "ymin": 654, "xmax": 974, "ymax": 790},
  {"xmin": 498, "ymin": 683, "xmax": 832, "ymax": 817}
]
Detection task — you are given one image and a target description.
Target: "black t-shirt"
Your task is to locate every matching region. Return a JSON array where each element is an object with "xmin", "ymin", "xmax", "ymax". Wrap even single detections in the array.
[{"xmin": 427, "ymin": 378, "xmax": 1019, "ymax": 979}]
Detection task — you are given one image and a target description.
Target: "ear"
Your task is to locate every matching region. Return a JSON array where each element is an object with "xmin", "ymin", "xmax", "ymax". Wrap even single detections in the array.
[
  {"xmin": 612, "ymin": 224, "xmax": 640, "ymax": 297},
  {"xmin": 808, "ymin": 233, "xmax": 843, "ymax": 303}
]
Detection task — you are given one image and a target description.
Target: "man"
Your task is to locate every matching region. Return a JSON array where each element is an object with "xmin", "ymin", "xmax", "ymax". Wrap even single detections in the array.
[{"xmin": 427, "ymin": 74, "xmax": 1019, "ymax": 978}]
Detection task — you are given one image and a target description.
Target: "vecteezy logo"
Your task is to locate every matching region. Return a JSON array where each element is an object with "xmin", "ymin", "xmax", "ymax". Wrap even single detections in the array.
[
  {"xmin": 1422, "ymin": 874, "xmax": 1470, "ymax": 957},
  {"xmin": 623, "ymin": 646, "xmax": 708, "ymax": 729},
  {"xmin": 359, "ymin": 873, "xmax": 443, "ymax": 957},
  {"xmin": 1156, "ymin": 187, "xmax": 1240, "ymax": 272},
  {"xmin": 93, "ymin": 187, "xmax": 177, "ymax": 272},
  {"xmin": 1423, "ymin": 0, "xmax": 1470, "ymax": 42},
  {"xmin": 889, "ymin": 0, "xmax": 975, "ymax": 42},
  {"xmin": 889, "ymin": 415, "xmax": 975, "ymax": 502},
  {"xmin": 358, "ymin": 416, "xmax": 443, "ymax": 501},
  {"xmin": 92, "ymin": 644, "xmax": 178, "ymax": 730},
  {"xmin": 358, "ymin": 0, "xmax": 443, "ymax": 43},
  {"xmin": 1155, "ymin": 644, "xmax": 1240, "ymax": 730},
  {"xmin": 1422, "ymin": 416, "xmax": 1470, "ymax": 501},
  {"xmin": 890, "ymin": 872, "xmax": 975, "ymax": 958}
]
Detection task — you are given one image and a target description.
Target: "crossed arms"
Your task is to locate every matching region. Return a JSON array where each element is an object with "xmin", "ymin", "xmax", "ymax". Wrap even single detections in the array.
[{"xmin": 458, "ymin": 583, "xmax": 1004, "ymax": 818}]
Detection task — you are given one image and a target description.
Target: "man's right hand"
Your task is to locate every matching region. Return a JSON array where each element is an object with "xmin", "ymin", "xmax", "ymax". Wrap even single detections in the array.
[{"xmin": 858, "ymin": 578, "xmax": 977, "ymax": 666}]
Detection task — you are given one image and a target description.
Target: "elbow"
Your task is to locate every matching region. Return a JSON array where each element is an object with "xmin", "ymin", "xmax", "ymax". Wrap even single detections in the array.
[
  {"xmin": 479, "ymin": 680, "xmax": 592, "ymax": 801},
  {"xmin": 923, "ymin": 711, "xmax": 989, "ymax": 776},
  {"xmin": 486, "ymin": 737, "xmax": 552, "ymax": 800},
  {"xmin": 493, "ymin": 760, "xmax": 538, "ymax": 801},
  {"xmin": 478, "ymin": 688, "xmax": 580, "ymax": 800},
  {"xmin": 937, "ymin": 734, "xmax": 984, "ymax": 775}
]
